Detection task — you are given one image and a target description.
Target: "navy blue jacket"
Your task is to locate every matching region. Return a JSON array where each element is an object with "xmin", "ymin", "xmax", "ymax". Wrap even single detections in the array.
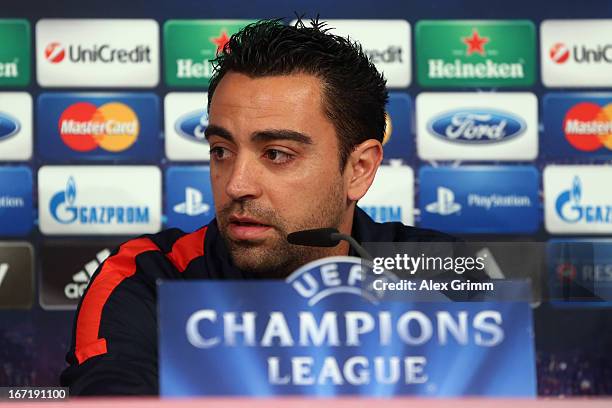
[{"xmin": 60, "ymin": 208, "xmax": 458, "ymax": 395}]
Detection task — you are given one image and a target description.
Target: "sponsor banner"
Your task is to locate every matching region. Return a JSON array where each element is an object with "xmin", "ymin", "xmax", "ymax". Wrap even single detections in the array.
[
  {"xmin": 37, "ymin": 93, "xmax": 160, "ymax": 161},
  {"xmin": 541, "ymin": 20, "xmax": 612, "ymax": 87},
  {"xmin": 542, "ymin": 93, "xmax": 612, "ymax": 159},
  {"xmin": 0, "ymin": 166, "xmax": 33, "ymax": 236},
  {"xmin": 417, "ymin": 92, "xmax": 538, "ymax": 161},
  {"xmin": 0, "ymin": 19, "xmax": 30, "ymax": 86},
  {"xmin": 159, "ymin": 257, "xmax": 536, "ymax": 396},
  {"xmin": 359, "ymin": 164, "xmax": 413, "ymax": 225},
  {"xmin": 382, "ymin": 93, "xmax": 412, "ymax": 163},
  {"xmin": 309, "ymin": 20, "xmax": 411, "ymax": 88},
  {"xmin": 164, "ymin": 20, "xmax": 254, "ymax": 87},
  {"xmin": 544, "ymin": 165, "xmax": 612, "ymax": 234},
  {"xmin": 165, "ymin": 166, "xmax": 214, "ymax": 232},
  {"xmin": 38, "ymin": 165, "xmax": 162, "ymax": 235},
  {"xmin": 547, "ymin": 239, "xmax": 612, "ymax": 304},
  {"xmin": 39, "ymin": 239, "xmax": 121, "ymax": 310},
  {"xmin": 36, "ymin": 19, "xmax": 159, "ymax": 87},
  {"xmin": 37, "ymin": 93, "xmax": 160, "ymax": 162},
  {"xmin": 164, "ymin": 92, "xmax": 209, "ymax": 161},
  {"xmin": 0, "ymin": 92, "xmax": 32, "ymax": 161},
  {"xmin": 419, "ymin": 166, "xmax": 540, "ymax": 234},
  {"xmin": 0, "ymin": 242, "xmax": 33, "ymax": 309},
  {"xmin": 416, "ymin": 20, "xmax": 535, "ymax": 87}
]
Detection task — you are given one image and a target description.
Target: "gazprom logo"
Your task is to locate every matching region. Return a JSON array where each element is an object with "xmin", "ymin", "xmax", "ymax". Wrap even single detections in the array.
[
  {"xmin": 175, "ymin": 109, "xmax": 207, "ymax": 143},
  {"xmin": 49, "ymin": 177, "xmax": 150, "ymax": 225},
  {"xmin": 428, "ymin": 109, "xmax": 525, "ymax": 144},
  {"xmin": 0, "ymin": 112, "xmax": 20, "ymax": 141},
  {"xmin": 555, "ymin": 176, "xmax": 612, "ymax": 224}
]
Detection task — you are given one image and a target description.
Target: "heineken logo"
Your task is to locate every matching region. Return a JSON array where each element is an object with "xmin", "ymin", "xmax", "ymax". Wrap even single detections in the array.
[
  {"xmin": 164, "ymin": 20, "xmax": 255, "ymax": 86},
  {"xmin": 416, "ymin": 20, "xmax": 535, "ymax": 87},
  {"xmin": 463, "ymin": 28, "xmax": 489, "ymax": 56},
  {"xmin": 428, "ymin": 59, "xmax": 524, "ymax": 80},
  {"xmin": 0, "ymin": 20, "xmax": 30, "ymax": 86}
]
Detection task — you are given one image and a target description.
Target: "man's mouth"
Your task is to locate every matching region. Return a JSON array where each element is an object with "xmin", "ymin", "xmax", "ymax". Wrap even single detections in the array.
[{"xmin": 227, "ymin": 215, "xmax": 274, "ymax": 241}]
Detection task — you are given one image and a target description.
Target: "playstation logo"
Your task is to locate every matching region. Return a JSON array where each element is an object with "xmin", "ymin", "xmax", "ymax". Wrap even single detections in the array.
[
  {"xmin": 173, "ymin": 187, "xmax": 210, "ymax": 217},
  {"xmin": 425, "ymin": 186, "xmax": 461, "ymax": 215}
]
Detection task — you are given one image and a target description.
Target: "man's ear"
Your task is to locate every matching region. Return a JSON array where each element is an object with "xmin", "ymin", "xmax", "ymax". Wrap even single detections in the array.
[{"xmin": 345, "ymin": 139, "xmax": 383, "ymax": 201}]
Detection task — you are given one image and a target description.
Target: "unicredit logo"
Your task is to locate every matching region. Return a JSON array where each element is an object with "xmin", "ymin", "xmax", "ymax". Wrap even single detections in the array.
[
  {"xmin": 549, "ymin": 42, "xmax": 612, "ymax": 65},
  {"xmin": 44, "ymin": 42, "xmax": 151, "ymax": 64},
  {"xmin": 364, "ymin": 46, "xmax": 403, "ymax": 64},
  {"xmin": 549, "ymin": 43, "xmax": 570, "ymax": 64},
  {"xmin": 45, "ymin": 42, "xmax": 66, "ymax": 63}
]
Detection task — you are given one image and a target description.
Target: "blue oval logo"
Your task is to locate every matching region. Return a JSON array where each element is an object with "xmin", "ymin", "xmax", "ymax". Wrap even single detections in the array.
[
  {"xmin": 427, "ymin": 109, "xmax": 526, "ymax": 144},
  {"xmin": 175, "ymin": 110, "xmax": 208, "ymax": 144},
  {"xmin": 0, "ymin": 112, "xmax": 20, "ymax": 141}
]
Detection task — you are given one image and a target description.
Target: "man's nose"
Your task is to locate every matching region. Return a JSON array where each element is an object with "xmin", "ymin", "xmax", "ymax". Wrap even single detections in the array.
[{"xmin": 225, "ymin": 153, "xmax": 263, "ymax": 201}]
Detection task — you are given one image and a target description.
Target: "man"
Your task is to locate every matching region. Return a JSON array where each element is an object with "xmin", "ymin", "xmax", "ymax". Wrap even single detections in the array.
[{"xmin": 60, "ymin": 18, "xmax": 455, "ymax": 395}]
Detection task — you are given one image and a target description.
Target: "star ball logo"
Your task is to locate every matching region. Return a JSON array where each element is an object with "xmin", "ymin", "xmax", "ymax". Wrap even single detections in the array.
[
  {"xmin": 563, "ymin": 102, "xmax": 612, "ymax": 152},
  {"xmin": 58, "ymin": 102, "xmax": 139, "ymax": 152}
]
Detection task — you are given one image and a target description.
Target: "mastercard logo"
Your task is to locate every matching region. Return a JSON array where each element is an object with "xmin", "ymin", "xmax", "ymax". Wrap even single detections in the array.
[
  {"xmin": 58, "ymin": 102, "xmax": 140, "ymax": 152},
  {"xmin": 563, "ymin": 102, "xmax": 612, "ymax": 152}
]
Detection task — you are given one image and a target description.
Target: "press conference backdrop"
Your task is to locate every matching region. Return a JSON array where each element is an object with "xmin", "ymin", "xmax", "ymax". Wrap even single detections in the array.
[{"xmin": 1, "ymin": 0, "xmax": 612, "ymax": 396}]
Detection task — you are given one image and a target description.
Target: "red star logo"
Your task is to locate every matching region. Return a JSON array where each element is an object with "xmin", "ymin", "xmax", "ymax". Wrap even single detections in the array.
[
  {"xmin": 210, "ymin": 30, "xmax": 230, "ymax": 54},
  {"xmin": 462, "ymin": 28, "xmax": 489, "ymax": 56}
]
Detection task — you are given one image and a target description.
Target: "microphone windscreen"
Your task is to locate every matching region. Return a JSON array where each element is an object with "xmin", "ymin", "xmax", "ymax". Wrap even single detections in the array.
[{"xmin": 287, "ymin": 228, "xmax": 340, "ymax": 247}]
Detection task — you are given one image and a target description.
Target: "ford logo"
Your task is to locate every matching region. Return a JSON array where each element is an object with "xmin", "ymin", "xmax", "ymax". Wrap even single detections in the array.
[
  {"xmin": 428, "ymin": 109, "xmax": 526, "ymax": 144},
  {"xmin": 175, "ymin": 110, "xmax": 208, "ymax": 143},
  {"xmin": 0, "ymin": 112, "xmax": 20, "ymax": 141}
]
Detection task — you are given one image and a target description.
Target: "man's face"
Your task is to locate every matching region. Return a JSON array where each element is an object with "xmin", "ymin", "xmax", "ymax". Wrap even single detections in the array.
[{"xmin": 206, "ymin": 72, "xmax": 350, "ymax": 277}]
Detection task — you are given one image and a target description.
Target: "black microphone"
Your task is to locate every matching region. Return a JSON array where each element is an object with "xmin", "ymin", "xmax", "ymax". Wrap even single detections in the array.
[{"xmin": 287, "ymin": 228, "xmax": 373, "ymax": 260}]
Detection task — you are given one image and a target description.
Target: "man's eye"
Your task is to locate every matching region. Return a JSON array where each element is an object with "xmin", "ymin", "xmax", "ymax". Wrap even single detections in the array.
[
  {"xmin": 264, "ymin": 149, "xmax": 293, "ymax": 164},
  {"xmin": 210, "ymin": 146, "xmax": 231, "ymax": 160}
]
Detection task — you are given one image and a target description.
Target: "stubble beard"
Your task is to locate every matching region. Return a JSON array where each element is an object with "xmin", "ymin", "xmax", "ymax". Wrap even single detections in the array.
[{"xmin": 217, "ymin": 179, "xmax": 346, "ymax": 279}]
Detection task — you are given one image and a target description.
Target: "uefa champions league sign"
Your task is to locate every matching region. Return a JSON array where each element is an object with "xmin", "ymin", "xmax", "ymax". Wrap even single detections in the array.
[{"xmin": 158, "ymin": 257, "xmax": 536, "ymax": 397}]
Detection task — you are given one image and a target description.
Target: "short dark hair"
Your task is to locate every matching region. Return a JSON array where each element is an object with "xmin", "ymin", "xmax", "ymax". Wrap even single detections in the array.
[{"xmin": 207, "ymin": 18, "xmax": 388, "ymax": 170}]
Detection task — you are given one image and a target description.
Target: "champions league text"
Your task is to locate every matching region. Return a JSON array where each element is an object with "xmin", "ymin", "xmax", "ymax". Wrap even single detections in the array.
[{"xmin": 185, "ymin": 309, "xmax": 504, "ymax": 387}]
